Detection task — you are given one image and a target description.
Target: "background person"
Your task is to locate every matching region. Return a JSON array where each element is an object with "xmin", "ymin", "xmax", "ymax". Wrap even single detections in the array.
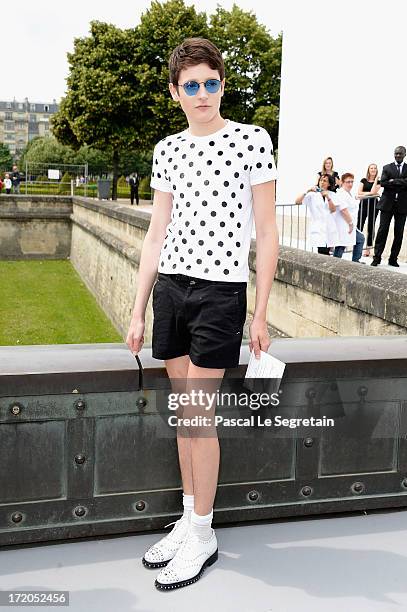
[
  {"xmin": 4, "ymin": 173, "xmax": 12, "ymax": 194},
  {"xmin": 332, "ymin": 173, "xmax": 364, "ymax": 262},
  {"xmin": 371, "ymin": 146, "xmax": 407, "ymax": 267},
  {"xmin": 11, "ymin": 165, "xmax": 21, "ymax": 194},
  {"xmin": 357, "ymin": 163, "xmax": 381, "ymax": 257},
  {"xmin": 295, "ymin": 174, "xmax": 338, "ymax": 254},
  {"xmin": 129, "ymin": 171, "xmax": 140, "ymax": 205},
  {"xmin": 316, "ymin": 156, "xmax": 341, "ymax": 192}
]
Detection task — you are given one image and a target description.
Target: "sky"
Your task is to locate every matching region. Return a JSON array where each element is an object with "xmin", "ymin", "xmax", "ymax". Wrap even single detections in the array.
[{"xmin": 0, "ymin": 0, "xmax": 286, "ymax": 103}]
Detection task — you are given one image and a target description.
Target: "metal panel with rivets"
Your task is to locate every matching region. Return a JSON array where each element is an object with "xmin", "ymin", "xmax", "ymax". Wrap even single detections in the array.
[{"xmin": 1, "ymin": 337, "xmax": 407, "ymax": 546}]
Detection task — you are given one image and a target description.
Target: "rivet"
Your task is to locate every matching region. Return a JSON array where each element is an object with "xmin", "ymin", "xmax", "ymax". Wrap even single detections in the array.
[
  {"xmin": 136, "ymin": 397, "xmax": 148, "ymax": 409},
  {"xmin": 74, "ymin": 454, "xmax": 86, "ymax": 465},
  {"xmin": 11, "ymin": 512, "xmax": 23, "ymax": 523},
  {"xmin": 135, "ymin": 500, "xmax": 146, "ymax": 511},
  {"xmin": 9, "ymin": 403, "xmax": 23, "ymax": 416},
  {"xmin": 247, "ymin": 489, "xmax": 259, "ymax": 502},
  {"xmin": 75, "ymin": 399, "xmax": 86, "ymax": 411},
  {"xmin": 74, "ymin": 505, "xmax": 87, "ymax": 517},
  {"xmin": 351, "ymin": 481, "xmax": 364, "ymax": 494},
  {"xmin": 301, "ymin": 485, "xmax": 312, "ymax": 497},
  {"xmin": 304, "ymin": 437, "xmax": 314, "ymax": 447},
  {"xmin": 401, "ymin": 478, "xmax": 407, "ymax": 489}
]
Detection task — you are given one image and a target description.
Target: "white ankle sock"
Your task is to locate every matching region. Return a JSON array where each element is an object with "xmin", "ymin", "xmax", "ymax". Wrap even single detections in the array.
[
  {"xmin": 190, "ymin": 508, "xmax": 213, "ymax": 541},
  {"xmin": 182, "ymin": 493, "xmax": 194, "ymax": 522}
]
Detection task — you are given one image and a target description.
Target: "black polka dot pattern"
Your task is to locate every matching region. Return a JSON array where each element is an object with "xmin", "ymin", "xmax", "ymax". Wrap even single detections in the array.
[{"xmin": 150, "ymin": 120, "xmax": 277, "ymax": 281}]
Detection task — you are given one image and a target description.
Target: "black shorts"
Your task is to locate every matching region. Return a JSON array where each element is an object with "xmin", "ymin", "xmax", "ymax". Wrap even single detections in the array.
[{"xmin": 152, "ymin": 272, "xmax": 247, "ymax": 369}]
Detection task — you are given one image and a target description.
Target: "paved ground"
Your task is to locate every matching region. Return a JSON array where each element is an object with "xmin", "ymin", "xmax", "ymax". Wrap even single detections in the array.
[{"xmin": 1, "ymin": 508, "xmax": 407, "ymax": 612}]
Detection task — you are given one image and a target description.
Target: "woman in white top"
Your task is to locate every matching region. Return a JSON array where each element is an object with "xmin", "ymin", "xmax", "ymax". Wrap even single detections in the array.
[
  {"xmin": 332, "ymin": 172, "xmax": 365, "ymax": 262},
  {"xmin": 295, "ymin": 174, "xmax": 338, "ymax": 254}
]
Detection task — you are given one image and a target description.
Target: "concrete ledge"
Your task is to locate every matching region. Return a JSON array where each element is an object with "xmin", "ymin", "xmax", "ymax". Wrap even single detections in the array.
[
  {"xmin": 270, "ymin": 246, "xmax": 407, "ymax": 328},
  {"xmin": 72, "ymin": 196, "xmax": 151, "ymax": 231}
]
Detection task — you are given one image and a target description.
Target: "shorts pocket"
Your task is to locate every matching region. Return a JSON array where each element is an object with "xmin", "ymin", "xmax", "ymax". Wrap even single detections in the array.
[{"xmin": 212, "ymin": 285, "xmax": 246, "ymax": 332}]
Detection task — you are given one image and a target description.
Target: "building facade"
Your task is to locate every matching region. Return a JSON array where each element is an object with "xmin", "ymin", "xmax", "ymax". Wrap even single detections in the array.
[{"xmin": 0, "ymin": 98, "xmax": 59, "ymax": 157}]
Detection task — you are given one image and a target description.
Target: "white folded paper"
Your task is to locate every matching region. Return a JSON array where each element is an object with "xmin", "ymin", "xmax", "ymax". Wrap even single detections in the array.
[{"xmin": 245, "ymin": 349, "xmax": 286, "ymax": 380}]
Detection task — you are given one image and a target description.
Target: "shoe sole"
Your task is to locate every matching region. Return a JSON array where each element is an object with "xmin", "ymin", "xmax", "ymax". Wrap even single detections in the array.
[
  {"xmin": 142, "ymin": 556, "xmax": 171, "ymax": 569},
  {"xmin": 154, "ymin": 548, "xmax": 218, "ymax": 590}
]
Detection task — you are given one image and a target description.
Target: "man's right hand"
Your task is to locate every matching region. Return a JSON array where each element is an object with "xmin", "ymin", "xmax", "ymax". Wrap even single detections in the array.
[{"xmin": 126, "ymin": 317, "xmax": 145, "ymax": 355}]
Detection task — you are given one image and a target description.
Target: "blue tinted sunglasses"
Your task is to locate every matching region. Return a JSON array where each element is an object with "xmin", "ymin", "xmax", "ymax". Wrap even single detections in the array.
[{"xmin": 178, "ymin": 79, "xmax": 221, "ymax": 96}]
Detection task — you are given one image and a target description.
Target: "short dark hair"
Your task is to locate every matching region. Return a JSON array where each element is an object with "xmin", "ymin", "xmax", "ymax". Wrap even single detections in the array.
[
  {"xmin": 341, "ymin": 172, "xmax": 354, "ymax": 182},
  {"xmin": 168, "ymin": 37, "xmax": 225, "ymax": 85},
  {"xmin": 395, "ymin": 146, "xmax": 406, "ymax": 154}
]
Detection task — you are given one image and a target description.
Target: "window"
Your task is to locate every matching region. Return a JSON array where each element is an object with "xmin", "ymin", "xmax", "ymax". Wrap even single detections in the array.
[
  {"xmin": 4, "ymin": 121, "xmax": 15, "ymax": 130},
  {"xmin": 29, "ymin": 114, "xmax": 36, "ymax": 122},
  {"xmin": 6, "ymin": 101, "xmax": 12, "ymax": 109},
  {"xmin": 18, "ymin": 103, "xmax": 23, "ymax": 110},
  {"xmin": 44, "ymin": 105, "xmax": 49, "ymax": 112},
  {"xmin": 30, "ymin": 103, "xmax": 36, "ymax": 112},
  {"xmin": 5, "ymin": 111, "xmax": 13, "ymax": 120}
]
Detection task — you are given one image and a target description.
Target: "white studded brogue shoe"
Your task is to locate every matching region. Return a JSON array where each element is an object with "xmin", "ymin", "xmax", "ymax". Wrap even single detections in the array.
[
  {"xmin": 142, "ymin": 516, "xmax": 190, "ymax": 569},
  {"xmin": 155, "ymin": 526, "xmax": 218, "ymax": 590}
]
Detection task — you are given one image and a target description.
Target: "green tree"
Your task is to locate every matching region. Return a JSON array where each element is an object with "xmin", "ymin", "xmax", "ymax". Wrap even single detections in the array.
[
  {"xmin": 59, "ymin": 171, "xmax": 73, "ymax": 195},
  {"xmin": 52, "ymin": 21, "xmax": 143, "ymax": 200},
  {"xmin": 52, "ymin": 1, "xmax": 282, "ymax": 197},
  {"xmin": 209, "ymin": 4, "xmax": 281, "ymax": 144},
  {"xmin": 19, "ymin": 136, "xmax": 75, "ymax": 170},
  {"xmin": 0, "ymin": 143, "xmax": 13, "ymax": 172},
  {"xmin": 134, "ymin": 0, "xmax": 209, "ymax": 142}
]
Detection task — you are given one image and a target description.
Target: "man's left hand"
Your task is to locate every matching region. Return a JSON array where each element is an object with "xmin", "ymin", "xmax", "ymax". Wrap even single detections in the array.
[{"xmin": 249, "ymin": 317, "xmax": 271, "ymax": 359}]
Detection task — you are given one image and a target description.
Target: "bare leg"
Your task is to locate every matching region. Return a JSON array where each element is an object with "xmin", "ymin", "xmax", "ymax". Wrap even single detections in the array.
[
  {"xmin": 164, "ymin": 355, "xmax": 193, "ymax": 495},
  {"xmin": 184, "ymin": 361, "xmax": 226, "ymax": 515}
]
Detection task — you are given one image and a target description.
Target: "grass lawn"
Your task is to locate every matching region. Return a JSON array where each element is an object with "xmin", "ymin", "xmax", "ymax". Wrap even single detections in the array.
[{"xmin": 0, "ymin": 260, "xmax": 123, "ymax": 346}]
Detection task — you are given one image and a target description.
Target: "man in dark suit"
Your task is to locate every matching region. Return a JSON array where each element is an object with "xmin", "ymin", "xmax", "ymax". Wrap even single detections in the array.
[
  {"xmin": 129, "ymin": 171, "xmax": 140, "ymax": 206},
  {"xmin": 371, "ymin": 146, "xmax": 407, "ymax": 267}
]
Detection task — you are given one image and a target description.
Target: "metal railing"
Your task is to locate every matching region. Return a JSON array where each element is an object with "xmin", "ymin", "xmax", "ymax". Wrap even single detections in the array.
[{"xmin": 276, "ymin": 195, "xmax": 381, "ymax": 253}]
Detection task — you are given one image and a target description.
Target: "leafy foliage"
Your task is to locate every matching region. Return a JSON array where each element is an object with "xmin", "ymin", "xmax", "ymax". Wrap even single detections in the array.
[
  {"xmin": 0, "ymin": 143, "xmax": 13, "ymax": 172},
  {"xmin": 52, "ymin": 0, "xmax": 282, "ymax": 198}
]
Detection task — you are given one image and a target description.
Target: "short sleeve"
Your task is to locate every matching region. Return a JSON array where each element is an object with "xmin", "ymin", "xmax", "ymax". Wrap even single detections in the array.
[
  {"xmin": 150, "ymin": 141, "xmax": 172, "ymax": 193},
  {"xmin": 249, "ymin": 127, "xmax": 278, "ymax": 186}
]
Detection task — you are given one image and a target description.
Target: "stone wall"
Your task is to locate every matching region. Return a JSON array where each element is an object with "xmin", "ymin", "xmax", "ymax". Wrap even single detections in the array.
[
  {"xmin": 0, "ymin": 195, "xmax": 72, "ymax": 259},
  {"xmin": 2, "ymin": 195, "xmax": 407, "ymax": 341},
  {"xmin": 70, "ymin": 197, "xmax": 407, "ymax": 341}
]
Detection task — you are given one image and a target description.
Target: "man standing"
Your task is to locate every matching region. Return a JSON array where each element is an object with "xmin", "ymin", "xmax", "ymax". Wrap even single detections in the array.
[
  {"xmin": 129, "ymin": 171, "xmax": 140, "ymax": 205},
  {"xmin": 371, "ymin": 146, "xmax": 407, "ymax": 267},
  {"xmin": 126, "ymin": 37, "xmax": 278, "ymax": 590},
  {"xmin": 11, "ymin": 165, "xmax": 21, "ymax": 194}
]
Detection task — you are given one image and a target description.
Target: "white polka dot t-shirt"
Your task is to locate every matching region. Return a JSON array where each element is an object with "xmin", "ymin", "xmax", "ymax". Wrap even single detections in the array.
[{"xmin": 150, "ymin": 119, "xmax": 277, "ymax": 282}]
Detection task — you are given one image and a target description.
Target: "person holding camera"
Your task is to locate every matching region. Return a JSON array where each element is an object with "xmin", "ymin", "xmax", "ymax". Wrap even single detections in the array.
[{"xmin": 295, "ymin": 174, "xmax": 338, "ymax": 254}]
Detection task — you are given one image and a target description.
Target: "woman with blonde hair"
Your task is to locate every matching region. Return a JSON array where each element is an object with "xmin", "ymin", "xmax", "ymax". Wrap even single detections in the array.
[
  {"xmin": 316, "ymin": 157, "xmax": 341, "ymax": 192},
  {"xmin": 357, "ymin": 163, "xmax": 381, "ymax": 257}
]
